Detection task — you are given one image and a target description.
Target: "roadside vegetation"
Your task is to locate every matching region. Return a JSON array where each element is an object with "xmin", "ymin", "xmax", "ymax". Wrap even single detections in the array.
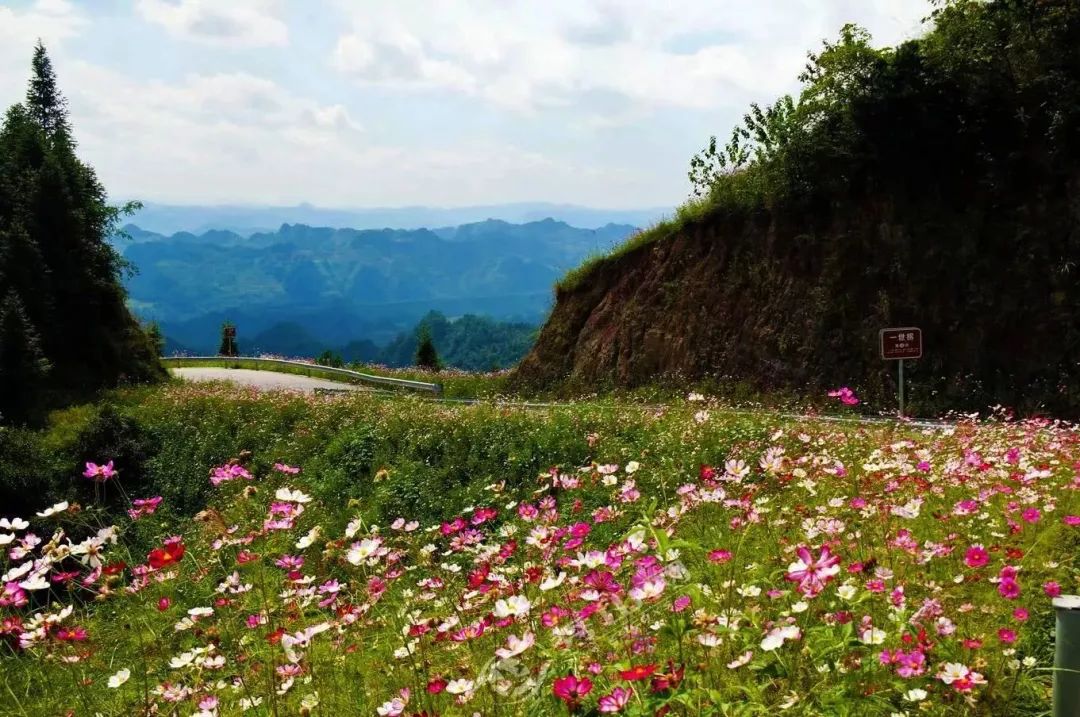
[{"xmin": 1, "ymin": 382, "xmax": 1076, "ymax": 715}]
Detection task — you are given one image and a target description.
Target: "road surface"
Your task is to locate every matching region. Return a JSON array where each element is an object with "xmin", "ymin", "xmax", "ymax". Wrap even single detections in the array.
[{"xmin": 171, "ymin": 367, "xmax": 363, "ymax": 393}]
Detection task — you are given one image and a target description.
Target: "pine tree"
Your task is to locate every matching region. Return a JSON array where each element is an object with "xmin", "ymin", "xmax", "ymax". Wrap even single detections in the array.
[
  {"xmin": 0, "ymin": 44, "xmax": 163, "ymax": 420},
  {"xmin": 219, "ymin": 323, "xmax": 239, "ymax": 357},
  {"xmin": 414, "ymin": 325, "xmax": 441, "ymax": 371},
  {"xmin": 25, "ymin": 41, "xmax": 70, "ymax": 138},
  {"xmin": 0, "ymin": 291, "xmax": 50, "ymax": 423}
]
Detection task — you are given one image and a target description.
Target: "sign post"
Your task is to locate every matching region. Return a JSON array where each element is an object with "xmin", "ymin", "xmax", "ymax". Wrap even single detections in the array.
[{"xmin": 879, "ymin": 327, "xmax": 922, "ymax": 418}]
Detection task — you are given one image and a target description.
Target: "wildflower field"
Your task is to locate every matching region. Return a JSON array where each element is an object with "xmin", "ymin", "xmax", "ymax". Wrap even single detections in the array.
[{"xmin": 1, "ymin": 384, "xmax": 1079, "ymax": 715}]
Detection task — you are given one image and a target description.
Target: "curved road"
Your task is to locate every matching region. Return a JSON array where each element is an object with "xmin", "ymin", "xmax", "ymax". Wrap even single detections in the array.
[{"xmin": 171, "ymin": 367, "xmax": 364, "ymax": 393}]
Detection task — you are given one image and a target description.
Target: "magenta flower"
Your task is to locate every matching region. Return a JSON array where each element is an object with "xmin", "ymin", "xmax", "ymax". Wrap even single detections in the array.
[
  {"xmin": 83, "ymin": 460, "xmax": 116, "ymax": 481},
  {"xmin": 552, "ymin": 673, "xmax": 592, "ymax": 706},
  {"xmin": 1044, "ymin": 581, "xmax": 1062, "ymax": 598},
  {"xmin": 964, "ymin": 545, "xmax": 989, "ymax": 569},
  {"xmin": 785, "ymin": 545, "xmax": 841, "ymax": 597},
  {"xmin": 999, "ymin": 578, "xmax": 1021, "ymax": 599},
  {"xmin": 827, "ymin": 387, "xmax": 860, "ymax": 405}
]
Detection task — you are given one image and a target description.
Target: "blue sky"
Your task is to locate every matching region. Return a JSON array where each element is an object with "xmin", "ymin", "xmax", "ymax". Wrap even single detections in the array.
[{"xmin": 0, "ymin": 0, "xmax": 929, "ymax": 208}]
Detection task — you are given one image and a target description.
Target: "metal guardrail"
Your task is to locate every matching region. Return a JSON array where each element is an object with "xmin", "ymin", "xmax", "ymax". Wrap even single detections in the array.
[{"xmin": 163, "ymin": 356, "xmax": 442, "ymax": 395}]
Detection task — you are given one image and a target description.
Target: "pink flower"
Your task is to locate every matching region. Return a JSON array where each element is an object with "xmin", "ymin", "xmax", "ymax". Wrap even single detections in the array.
[
  {"xmin": 273, "ymin": 463, "xmax": 301, "ymax": 474},
  {"xmin": 1064, "ymin": 515, "xmax": 1080, "ymax": 526},
  {"xmin": 552, "ymin": 674, "xmax": 593, "ymax": 705},
  {"xmin": 708, "ymin": 549, "xmax": 732, "ymax": 563},
  {"xmin": 1013, "ymin": 607, "xmax": 1029, "ymax": 621},
  {"xmin": 998, "ymin": 628, "xmax": 1017, "ymax": 644},
  {"xmin": 999, "ymin": 578, "xmax": 1021, "ymax": 599},
  {"xmin": 1044, "ymin": 581, "xmax": 1062, "ymax": 598},
  {"xmin": 964, "ymin": 545, "xmax": 990, "ymax": 569},
  {"xmin": 827, "ymin": 387, "xmax": 860, "ymax": 405},
  {"xmin": 83, "ymin": 460, "xmax": 116, "ymax": 481},
  {"xmin": 597, "ymin": 687, "xmax": 631, "ymax": 713},
  {"xmin": 1021, "ymin": 508, "xmax": 1041, "ymax": 523},
  {"xmin": 785, "ymin": 545, "xmax": 841, "ymax": 597}
]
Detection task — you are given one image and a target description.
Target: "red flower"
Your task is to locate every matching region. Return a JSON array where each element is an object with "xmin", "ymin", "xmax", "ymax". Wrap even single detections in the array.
[
  {"xmin": 426, "ymin": 677, "xmax": 447, "ymax": 694},
  {"xmin": 148, "ymin": 537, "xmax": 186, "ymax": 570},
  {"xmin": 618, "ymin": 664, "xmax": 657, "ymax": 681}
]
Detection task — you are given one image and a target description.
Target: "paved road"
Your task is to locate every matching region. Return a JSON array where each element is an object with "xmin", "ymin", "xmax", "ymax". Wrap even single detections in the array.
[{"xmin": 172, "ymin": 367, "xmax": 363, "ymax": 393}]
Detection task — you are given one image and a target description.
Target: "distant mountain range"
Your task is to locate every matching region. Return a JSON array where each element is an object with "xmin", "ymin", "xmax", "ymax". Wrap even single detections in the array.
[
  {"xmin": 124, "ymin": 201, "xmax": 668, "ymax": 237},
  {"xmin": 115, "ymin": 218, "xmax": 639, "ymax": 357}
]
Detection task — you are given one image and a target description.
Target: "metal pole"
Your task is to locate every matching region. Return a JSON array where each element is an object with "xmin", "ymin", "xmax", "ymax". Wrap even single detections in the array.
[
  {"xmin": 1054, "ymin": 595, "xmax": 1080, "ymax": 717},
  {"xmin": 898, "ymin": 359, "xmax": 904, "ymax": 418}
]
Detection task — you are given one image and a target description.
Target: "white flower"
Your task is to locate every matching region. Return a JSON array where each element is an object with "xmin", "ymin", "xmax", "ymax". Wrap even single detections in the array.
[
  {"xmin": 107, "ymin": 668, "xmax": 130, "ymax": 688},
  {"xmin": 761, "ymin": 625, "xmax": 800, "ymax": 651},
  {"xmin": 239, "ymin": 697, "xmax": 263, "ymax": 710},
  {"xmin": 0, "ymin": 533, "xmax": 14, "ymax": 546},
  {"xmin": 169, "ymin": 651, "xmax": 195, "ymax": 669},
  {"xmin": 495, "ymin": 632, "xmax": 535, "ymax": 660},
  {"xmin": 295, "ymin": 526, "xmax": 321, "ymax": 550},
  {"xmin": 493, "ymin": 595, "xmax": 530, "ymax": 618},
  {"xmin": 0, "ymin": 517, "xmax": 28, "ymax": 531},
  {"xmin": 36, "ymin": 501, "xmax": 69, "ymax": 518},
  {"xmin": 837, "ymin": 583, "xmax": 858, "ymax": 601},
  {"xmin": 904, "ymin": 688, "xmax": 928, "ymax": 702},
  {"xmin": 727, "ymin": 650, "xmax": 753, "ymax": 668},
  {"xmin": 539, "ymin": 572, "xmax": 566, "ymax": 591},
  {"xmin": 445, "ymin": 679, "xmax": 474, "ymax": 695},
  {"xmin": 346, "ymin": 537, "xmax": 383, "ymax": 565},
  {"xmin": 19, "ymin": 573, "xmax": 49, "ymax": 592},
  {"xmin": 860, "ymin": 628, "xmax": 887, "ymax": 645},
  {"xmin": 275, "ymin": 487, "xmax": 311, "ymax": 504},
  {"xmin": 625, "ymin": 461, "xmax": 640, "ymax": 474}
]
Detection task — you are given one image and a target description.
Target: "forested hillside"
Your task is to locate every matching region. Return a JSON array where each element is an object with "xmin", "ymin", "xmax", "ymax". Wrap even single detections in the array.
[
  {"xmin": 517, "ymin": 0, "xmax": 1080, "ymax": 416},
  {"xmin": 116, "ymin": 219, "xmax": 635, "ymax": 352}
]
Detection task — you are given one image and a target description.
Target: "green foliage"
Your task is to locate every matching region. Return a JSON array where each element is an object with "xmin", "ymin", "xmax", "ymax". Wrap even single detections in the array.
[
  {"xmin": 552, "ymin": 0, "xmax": 1080, "ymax": 415},
  {"xmin": 0, "ymin": 291, "xmax": 50, "ymax": 423},
  {"xmin": 217, "ymin": 322, "xmax": 238, "ymax": 357},
  {"xmin": 380, "ymin": 311, "xmax": 535, "ymax": 371},
  {"xmin": 315, "ymin": 349, "xmax": 345, "ymax": 367},
  {"xmin": 0, "ymin": 44, "xmax": 163, "ymax": 422},
  {"xmin": 413, "ymin": 324, "xmax": 441, "ymax": 371}
]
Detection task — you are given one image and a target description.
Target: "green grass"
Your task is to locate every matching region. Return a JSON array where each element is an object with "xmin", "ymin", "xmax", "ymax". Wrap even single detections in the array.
[{"xmin": 0, "ymin": 382, "xmax": 1071, "ymax": 715}]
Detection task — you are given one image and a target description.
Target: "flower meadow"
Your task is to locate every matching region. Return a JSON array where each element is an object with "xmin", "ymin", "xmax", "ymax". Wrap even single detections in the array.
[{"xmin": 2, "ymin": 390, "xmax": 1080, "ymax": 715}]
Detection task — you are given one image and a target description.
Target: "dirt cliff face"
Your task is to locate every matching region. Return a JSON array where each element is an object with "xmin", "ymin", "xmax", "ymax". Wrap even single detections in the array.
[
  {"xmin": 514, "ymin": 188, "xmax": 1080, "ymax": 416},
  {"xmin": 515, "ymin": 210, "xmax": 849, "ymax": 391}
]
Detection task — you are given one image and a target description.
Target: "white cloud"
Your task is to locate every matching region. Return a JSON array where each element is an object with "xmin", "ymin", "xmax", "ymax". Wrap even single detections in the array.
[
  {"xmin": 56, "ymin": 62, "xmax": 631, "ymax": 206},
  {"xmin": 135, "ymin": 0, "xmax": 288, "ymax": 47},
  {"xmin": 331, "ymin": 0, "xmax": 929, "ymax": 113},
  {"xmin": 0, "ymin": 0, "xmax": 85, "ymax": 99}
]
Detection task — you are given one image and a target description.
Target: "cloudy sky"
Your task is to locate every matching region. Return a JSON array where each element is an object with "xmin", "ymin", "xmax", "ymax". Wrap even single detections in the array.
[{"xmin": 0, "ymin": 0, "xmax": 930, "ymax": 209}]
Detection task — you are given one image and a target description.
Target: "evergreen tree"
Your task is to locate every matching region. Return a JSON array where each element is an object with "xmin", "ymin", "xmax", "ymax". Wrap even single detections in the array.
[
  {"xmin": 0, "ymin": 291, "xmax": 50, "ymax": 423},
  {"xmin": 218, "ymin": 323, "xmax": 238, "ymax": 357},
  {"xmin": 0, "ymin": 44, "xmax": 162, "ymax": 421},
  {"xmin": 146, "ymin": 321, "xmax": 165, "ymax": 357},
  {"xmin": 414, "ymin": 326, "xmax": 441, "ymax": 371},
  {"xmin": 25, "ymin": 41, "xmax": 70, "ymax": 138}
]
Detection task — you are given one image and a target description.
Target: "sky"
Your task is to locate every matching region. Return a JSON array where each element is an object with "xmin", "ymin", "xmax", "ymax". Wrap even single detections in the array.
[{"xmin": 0, "ymin": 0, "xmax": 931, "ymax": 209}]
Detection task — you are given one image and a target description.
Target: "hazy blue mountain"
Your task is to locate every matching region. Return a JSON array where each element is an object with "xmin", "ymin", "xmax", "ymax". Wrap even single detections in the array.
[
  {"xmin": 116, "ymin": 218, "xmax": 638, "ymax": 355},
  {"xmin": 124, "ymin": 201, "xmax": 668, "ymax": 237}
]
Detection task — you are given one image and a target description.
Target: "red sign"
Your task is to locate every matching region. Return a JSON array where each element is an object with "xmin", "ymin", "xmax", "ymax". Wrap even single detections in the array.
[{"xmin": 880, "ymin": 327, "xmax": 922, "ymax": 360}]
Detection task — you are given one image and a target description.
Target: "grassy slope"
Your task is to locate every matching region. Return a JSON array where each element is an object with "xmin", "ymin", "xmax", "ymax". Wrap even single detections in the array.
[{"xmin": 1, "ymin": 384, "xmax": 1076, "ymax": 715}]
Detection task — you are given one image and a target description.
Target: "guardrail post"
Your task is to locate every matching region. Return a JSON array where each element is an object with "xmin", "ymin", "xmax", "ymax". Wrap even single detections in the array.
[{"xmin": 1054, "ymin": 595, "xmax": 1080, "ymax": 717}]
